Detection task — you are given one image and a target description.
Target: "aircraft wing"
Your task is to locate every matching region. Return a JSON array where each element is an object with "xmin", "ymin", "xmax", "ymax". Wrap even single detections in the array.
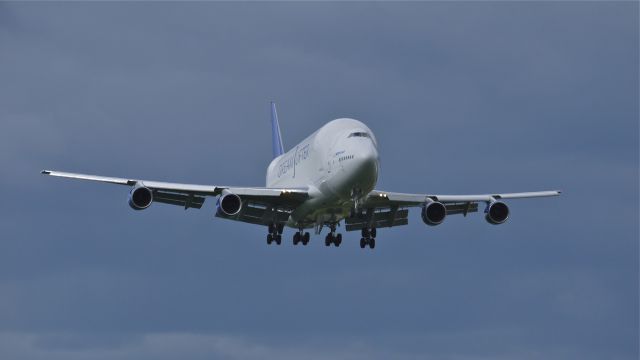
[
  {"xmin": 344, "ymin": 189, "xmax": 561, "ymax": 231},
  {"xmin": 364, "ymin": 189, "xmax": 561, "ymax": 207},
  {"xmin": 41, "ymin": 170, "xmax": 308, "ymax": 216}
]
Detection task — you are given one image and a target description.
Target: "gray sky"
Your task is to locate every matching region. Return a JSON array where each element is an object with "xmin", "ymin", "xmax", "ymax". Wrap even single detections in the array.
[{"xmin": 0, "ymin": 2, "xmax": 638, "ymax": 359}]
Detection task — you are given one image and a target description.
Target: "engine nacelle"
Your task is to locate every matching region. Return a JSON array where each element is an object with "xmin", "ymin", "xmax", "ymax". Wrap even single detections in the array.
[
  {"xmin": 421, "ymin": 199, "xmax": 447, "ymax": 226},
  {"xmin": 485, "ymin": 201, "xmax": 509, "ymax": 225},
  {"xmin": 128, "ymin": 186, "xmax": 153, "ymax": 210},
  {"xmin": 216, "ymin": 190, "xmax": 242, "ymax": 216}
]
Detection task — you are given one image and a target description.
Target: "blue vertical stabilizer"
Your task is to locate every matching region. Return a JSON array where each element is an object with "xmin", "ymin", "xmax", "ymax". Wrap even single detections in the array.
[{"xmin": 271, "ymin": 102, "xmax": 284, "ymax": 158}]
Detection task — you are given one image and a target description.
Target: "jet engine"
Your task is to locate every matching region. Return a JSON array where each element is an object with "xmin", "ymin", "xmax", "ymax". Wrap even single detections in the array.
[
  {"xmin": 485, "ymin": 201, "xmax": 509, "ymax": 225},
  {"xmin": 421, "ymin": 199, "xmax": 447, "ymax": 226},
  {"xmin": 216, "ymin": 190, "xmax": 242, "ymax": 216},
  {"xmin": 128, "ymin": 186, "xmax": 153, "ymax": 210}
]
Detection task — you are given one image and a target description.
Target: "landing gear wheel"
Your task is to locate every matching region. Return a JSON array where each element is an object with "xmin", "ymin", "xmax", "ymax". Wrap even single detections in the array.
[
  {"xmin": 302, "ymin": 232, "xmax": 310, "ymax": 245},
  {"xmin": 370, "ymin": 227, "xmax": 377, "ymax": 238},
  {"xmin": 325, "ymin": 234, "xmax": 332, "ymax": 247},
  {"xmin": 360, "ymin": 237, "xmax": 365, "ymax": 248},
  {"xmin": 267, "ymin": 234, "xmax": 273, "ymax": 245},
  {"xmin": 361, "ymin": 228, "xmax": 369, "ymax": 238},
  {"xmin": 275, "ymin": 235, "xmax": 282, "ymax": 245},
  {"xmin": 293, "ymin": 232, "xmax": 300, "ymax": 245},
  {"xmin": 369, "ymin": 238, "xmax": 376, "ymax": 249},
  {"xmin": 335, "ymin": 233, "xmax": 342, "ymax": 247}
]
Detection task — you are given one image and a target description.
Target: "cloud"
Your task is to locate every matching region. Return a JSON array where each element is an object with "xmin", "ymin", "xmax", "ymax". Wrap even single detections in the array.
[{"xmin": 0, "ymin": 330, "xmax": 619, "ymax": 360}]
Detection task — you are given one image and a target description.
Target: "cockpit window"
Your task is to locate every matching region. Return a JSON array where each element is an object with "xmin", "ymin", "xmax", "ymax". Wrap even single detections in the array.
[{"xmin": 348, "ymin": 132, "xmax": 370, "ymax": 138}]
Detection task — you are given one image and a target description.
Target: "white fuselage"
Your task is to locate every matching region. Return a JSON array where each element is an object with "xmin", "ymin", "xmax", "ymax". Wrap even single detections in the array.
[{"xmin": 266, "ymin": 118, "xmax": 379, "ymax": 228}]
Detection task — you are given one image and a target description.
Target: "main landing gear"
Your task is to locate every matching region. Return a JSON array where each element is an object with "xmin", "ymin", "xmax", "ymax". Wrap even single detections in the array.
[
  {"xmin": 267, "ymin": 223, "xmax": 283, "ymax": 245},
  {"xmin": 266, "ymin": 223, "xmax": 375, "ymax": 249},
  {"xmin": 324, "ymin": 224, "xmax": 342, "ymax": 247},
  {"xmin": 293, "ymin": 230, "xmax": 310, "ymax": 246},
  {"xmin": 359, "ymin": 227, "xmax": 377, "ymax": 249}
]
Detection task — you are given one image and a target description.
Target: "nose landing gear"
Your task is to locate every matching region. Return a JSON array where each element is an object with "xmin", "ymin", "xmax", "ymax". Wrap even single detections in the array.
[{"xmin": 349, "ymin": 188, "xmax": 364, "ymax": 218}]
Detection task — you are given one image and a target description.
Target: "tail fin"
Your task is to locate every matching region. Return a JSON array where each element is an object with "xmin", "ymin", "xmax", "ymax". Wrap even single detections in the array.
[{"xmin": 271, "ymin": 102, "xmax": 284, "ymax": 158}]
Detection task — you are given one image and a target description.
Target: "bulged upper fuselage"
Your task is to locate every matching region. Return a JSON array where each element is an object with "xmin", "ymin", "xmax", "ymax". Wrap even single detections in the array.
[{"xmin": 266, "ymin": 118, "xmax": 379, "ymax": 226}]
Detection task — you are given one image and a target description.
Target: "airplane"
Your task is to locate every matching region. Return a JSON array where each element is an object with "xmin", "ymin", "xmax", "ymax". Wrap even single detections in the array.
[{"xmin": 42, "ymin": 102, "xmax": 560, "ymax": 249}]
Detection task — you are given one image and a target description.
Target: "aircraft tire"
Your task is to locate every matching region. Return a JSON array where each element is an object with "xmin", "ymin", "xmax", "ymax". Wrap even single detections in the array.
[{"xmin": 325, "ymin": 234, "xmax": 332, "ymax": 247}]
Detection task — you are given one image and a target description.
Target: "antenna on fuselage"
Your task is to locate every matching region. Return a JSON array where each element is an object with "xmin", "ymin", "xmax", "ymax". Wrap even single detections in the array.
[{"xmin": 271, "ymin": 102, "xmax": 285, "ymax": 158}]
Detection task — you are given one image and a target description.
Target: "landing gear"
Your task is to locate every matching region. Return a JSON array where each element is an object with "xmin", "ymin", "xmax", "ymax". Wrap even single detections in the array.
[
  {"xmin": 360, "ymin": 227, "xmax": 377, "ymax": 249},
  {"xmin": 359, "ymin": 237, "xmax": 376, "ymax": 249},
  {"xmin": 324, "ymin": 223, "xmax": 342, "ymax": 247},
  {"xmin": 267, "ymin": 223, "xmax": 283, "ymax": 245},
  {"xmin": 267, "ymin": 233, "xmax": 281, "ymax": 245},
  {"xmin": 267, "ymin": 234, "xmax": 281, "ymax": 245},
  {"xmin": 293, "ymin": 230, "xmax": 310, "ymax": 246},
  {"xmin": 324, "ymin": 232, "xmax": 342, "ymax": 247},
  {"xmin": 350, "ymin": 188, "xmax": 363, "ymax": 219}
]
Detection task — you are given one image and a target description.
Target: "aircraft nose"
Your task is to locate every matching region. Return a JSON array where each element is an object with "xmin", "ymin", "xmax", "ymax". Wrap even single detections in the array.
[{"xmin": 354, "ymin": 142, "xmax": 379, "ymax": 182}]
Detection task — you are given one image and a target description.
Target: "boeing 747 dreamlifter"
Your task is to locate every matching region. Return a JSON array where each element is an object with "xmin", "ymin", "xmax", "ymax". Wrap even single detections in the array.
[{"xmin": 42, "ymin": 103, "xmax": 560, "ymax": 249}]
